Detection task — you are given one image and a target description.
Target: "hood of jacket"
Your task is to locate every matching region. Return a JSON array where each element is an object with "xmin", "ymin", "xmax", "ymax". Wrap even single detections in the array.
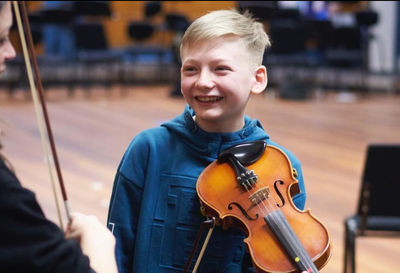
[{"xmin": 161, "ymin": 104, "xmax": 270, "ymax": 159}]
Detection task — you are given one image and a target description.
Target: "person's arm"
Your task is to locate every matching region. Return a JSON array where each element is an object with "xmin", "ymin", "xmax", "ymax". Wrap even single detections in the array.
[
  {"xmin": 0, "ymin": 172, "xmax": 91, "ymax": 272},
  {"xmin": 66, "ymin": 212, "xmax": 118, "ymax": 273}
]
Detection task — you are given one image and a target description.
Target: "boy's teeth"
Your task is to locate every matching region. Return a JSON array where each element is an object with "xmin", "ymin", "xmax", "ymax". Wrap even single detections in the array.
[{"xmin": 198, "ymin": 97, "xmax": 221, "ymax": 102}]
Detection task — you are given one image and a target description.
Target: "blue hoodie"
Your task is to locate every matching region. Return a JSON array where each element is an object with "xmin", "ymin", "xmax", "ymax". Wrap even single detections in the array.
[{"xmin": 107, "ymin": 105, "xmax": 306, "ymax": 273}]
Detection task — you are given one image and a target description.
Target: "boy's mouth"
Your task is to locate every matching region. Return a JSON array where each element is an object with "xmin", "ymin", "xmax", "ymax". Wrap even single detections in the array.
[{"xmin": 196, "ymin": 96, "xmax": 223, "ymax": 102}]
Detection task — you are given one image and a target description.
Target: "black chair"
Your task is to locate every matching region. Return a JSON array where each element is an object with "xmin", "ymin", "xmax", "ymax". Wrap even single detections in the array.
[
  {"xmin": 71, "ymin": 1, "xmax": 126, "ymax": 93},
  {"xmin": 355, "ymin": 9, "xmax": 381, "ymax": 93},
  {"xmin": 73, "ymin": 1, "xmax": 111, "ymax": 17},
  {"xmin": 73, "ymin": 22, "xmax": 123, "ymax": 92},
  {"xmin": 4, "ymin": 4, "xmax": 76, "ymax": 96},
  {"xmin": 164, "ymin": 13, "xmax": 190, "ymax": 97},
  {"xmin": 122, "ymin": 21, "xmax": 167, "ymax": 84},
  {"xmin": 344, "ymin": 144, "xmax": 400, "ymax": 273},
  {"xmin": 305, "ymin": 19, "xmax": 334, "ymax": 55},
  {"xmin": 237, "ymin": 1, "xmax": 278, "ymax": 22},
  {"xmin": 265, "ymin": 17, "xmax": 317, "ymax": 100},
  {"xmin": 32, "ymin": 2, "xmax": 76, "ymax": 60},
  {"xmin": 323, "ymin": 24, "xmax": 364, "ymax": 95},
  {"xmin": 121, "ymin": 1, "xmax": 169, "ymax": 85},
  {"xmin": 144, "ymin": 1, "xmax": 162, "ymax": 18},
  {"xmin": 325, "ymin": 26, "xmax": 363, "ymax": 68},
  {"xmin": 164, "ymin": 12, "xmax": 190, "ymax": 64}
]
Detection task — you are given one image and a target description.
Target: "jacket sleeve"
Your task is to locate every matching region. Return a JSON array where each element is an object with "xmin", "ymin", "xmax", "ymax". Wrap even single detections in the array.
[
  {"xmin": 107, "ymin": 171, "xmax": 142, "ymax": 273},
  {"xmin": 0, "ymin": 167, "xmax": 92, "ymax": 273},
  {"xmin": 107, "ymin": 136, "xmax": 148, "ymax": 273}
]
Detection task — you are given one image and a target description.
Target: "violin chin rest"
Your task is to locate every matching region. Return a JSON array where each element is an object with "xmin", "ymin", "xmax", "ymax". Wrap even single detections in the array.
[{"xmin": 218, "ymin": 140, "xmax": 266, "ymax": 165}]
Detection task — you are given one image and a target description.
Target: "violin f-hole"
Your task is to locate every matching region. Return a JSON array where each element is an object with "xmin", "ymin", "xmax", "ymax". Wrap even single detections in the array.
[
  {"xmin": 228, "ymin": 202, "xmax": 259, "ymax": 221},
  {"xmin": 274, "ymin": 180, "xmax": 285, "ymax": 207}
]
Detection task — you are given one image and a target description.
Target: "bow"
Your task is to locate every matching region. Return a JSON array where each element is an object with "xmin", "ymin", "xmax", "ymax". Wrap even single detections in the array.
[{"xmin": 12, "ymin": 1, "xmax": 71, "ymax": 230}]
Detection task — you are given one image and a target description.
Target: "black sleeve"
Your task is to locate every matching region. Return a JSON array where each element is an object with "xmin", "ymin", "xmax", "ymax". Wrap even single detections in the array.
[{"xmin": 0, "ymin": 159, "xmax": 93, "ymax": 273}]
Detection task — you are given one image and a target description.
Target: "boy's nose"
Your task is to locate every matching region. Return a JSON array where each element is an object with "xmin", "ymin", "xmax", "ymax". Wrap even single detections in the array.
[{"xmin": 195, "ymin": 70, "xmax": 215, "ymax": 90}]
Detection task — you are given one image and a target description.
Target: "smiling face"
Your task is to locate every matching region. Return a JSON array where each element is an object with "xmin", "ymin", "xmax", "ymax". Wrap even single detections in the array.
[
  {"xmin": 181, "ymin": 35, "xmax": 267, "ymax": 133},
  {"xmin": 0, "ymin": 1, "xmax": 16, "ymax": 77}
]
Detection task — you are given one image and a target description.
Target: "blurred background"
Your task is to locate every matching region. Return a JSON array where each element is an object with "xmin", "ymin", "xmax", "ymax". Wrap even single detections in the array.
[
  {"xmin": 2, "ymin": 1, "xmax": 400, "ymax": 98},
  {"xmin": 1, "ymin": 1, "xmax": 400, "ymax": 273}
]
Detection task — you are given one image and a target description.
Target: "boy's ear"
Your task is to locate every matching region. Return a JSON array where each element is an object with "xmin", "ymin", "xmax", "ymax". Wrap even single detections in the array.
[{"xmin": 251, "ymin": 65, "xmax": 268, "ymax": 94}]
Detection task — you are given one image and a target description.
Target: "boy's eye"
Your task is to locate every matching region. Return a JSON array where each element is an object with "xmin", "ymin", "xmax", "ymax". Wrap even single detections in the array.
[
  {"xmin": 216, "ymin": 66, "xmax": 228, "ymax": 71},
  {"xmin": 183, "ymin": 66, "xmax": 196, "ymax": 72}
]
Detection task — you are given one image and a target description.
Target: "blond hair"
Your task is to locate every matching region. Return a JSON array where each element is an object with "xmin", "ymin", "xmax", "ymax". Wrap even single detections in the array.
[{"xmin": 181, "ymin": 9, "xmax": 270, "ymax": 67}]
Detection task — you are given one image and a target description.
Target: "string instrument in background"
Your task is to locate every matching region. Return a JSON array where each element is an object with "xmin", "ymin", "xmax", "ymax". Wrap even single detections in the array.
[{"xmin": 196, "ymin": 140, "xmax": 332, "ymax": 273}]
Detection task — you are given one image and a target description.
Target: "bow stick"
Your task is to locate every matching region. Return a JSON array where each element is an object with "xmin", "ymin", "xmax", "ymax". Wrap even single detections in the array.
[{"xmin": 12, "ymin": 1, "xmax": 71, "ymax": 229}]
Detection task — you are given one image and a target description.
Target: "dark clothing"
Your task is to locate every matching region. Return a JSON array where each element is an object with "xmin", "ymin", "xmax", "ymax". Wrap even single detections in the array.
[{"xmin": 0, "ymin": 157, "xmax": 94, "ymax": 273}]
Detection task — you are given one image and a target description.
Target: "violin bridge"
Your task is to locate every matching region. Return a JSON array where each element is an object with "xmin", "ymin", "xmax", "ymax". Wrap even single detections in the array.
[{"xmin": 249, "ymin": 187, "xmax": 270, "ymax": 206}]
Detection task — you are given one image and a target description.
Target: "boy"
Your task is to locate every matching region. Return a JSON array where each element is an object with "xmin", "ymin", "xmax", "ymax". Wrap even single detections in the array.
[{"xmin": 108, "ymin": 9, "xmax": 306, "ymax": 273}]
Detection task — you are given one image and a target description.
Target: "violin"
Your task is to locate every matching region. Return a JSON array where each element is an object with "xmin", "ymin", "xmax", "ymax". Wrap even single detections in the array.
[{"xmin": 196, "ymin": 140, "xmax": 332, "ymax": 273}]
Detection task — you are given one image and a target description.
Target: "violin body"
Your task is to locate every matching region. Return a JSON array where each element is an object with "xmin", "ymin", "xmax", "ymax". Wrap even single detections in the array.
[{"xmin": 197, "ymin": 143, "xmax": 332, "ymax": 273}]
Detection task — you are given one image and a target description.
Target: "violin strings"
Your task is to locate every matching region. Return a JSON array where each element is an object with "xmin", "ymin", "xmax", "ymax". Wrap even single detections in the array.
[
  {"xmin": 257, "ymin": 178, "xmax": 316, "ymax": 273},
  {"xmin": 245, "ymin": 177, "xmax": 316, "ymax": 273},
  {"xmin": 257, "ymin": 178, "xmax": 317, "ymax": 273},
  {"xmin": 250, "ymin": 180, "xmax": 313, "ymax": 272},
  {"xmin": 245, "ymin": 182, "xmax": 309, "ymax": 271}
]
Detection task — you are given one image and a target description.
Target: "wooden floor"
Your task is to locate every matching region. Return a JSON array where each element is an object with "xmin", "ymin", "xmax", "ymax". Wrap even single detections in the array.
[{"xmin": 1, "ymin": 85, "xmax": 399, "ymax": 273}]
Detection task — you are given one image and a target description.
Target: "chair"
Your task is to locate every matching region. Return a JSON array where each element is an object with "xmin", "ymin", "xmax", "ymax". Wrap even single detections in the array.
[
  {"xmin": 35, "ymin": 5, "xmax": 76, "ymax": 90},
  {"xmin": 123, "ymin": 21, "xmax": 167, "ymax": 84},
  {"xmin": 323, "ymin": 23, "xmax": 364, "ymax": 95},
  {"xmin": 144, "ymin": 1, "xmax": 162, "ymax": 18},
  {"xmin": 72, "ymin": 1, "xmax": 126, "ymax": 93},
  {"xmin": 325, "ymin": 26, "xmax": 362, "ymax": 68},
  {"xmin": 73, "ymin": 1, "xmax": 111, "ymax": 17},
  {"xmin": 355, "ymin": 10, "xmax": 381, "ymax": 94},
  {"xmin": 5, "ymin": 5, "xmax": 75, "ymax": 96},
  {"xmin": 237, "ymin": 1, "xmax": 278, "ymax": 22},
  {"xmin": 164, "ymin": 13, "xmax": 191, "ymax": 97},
  {"xmin": 344, "ymin": 144, "xmax": 400, "ymax": 273},
  {"xmin": 265, "ymin": 16, "xmax": 317, "ymax": 100},
  {"xmin": 73, "ymin": 22, "xmax": 123, "ymax": 92},
  {"xmin": 121, "ymin": 1, "xmax": 170, "ymax": 85}
]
